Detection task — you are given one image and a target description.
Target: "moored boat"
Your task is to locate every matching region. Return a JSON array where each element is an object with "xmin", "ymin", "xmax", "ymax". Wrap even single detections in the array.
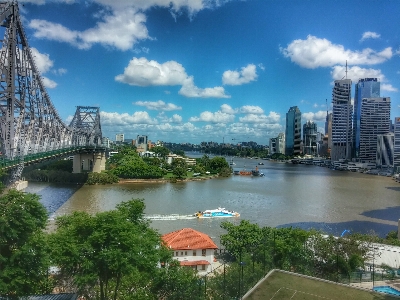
[{"xmin": 195, "ymin": 207, "xmax": 240, "ymax": 218}]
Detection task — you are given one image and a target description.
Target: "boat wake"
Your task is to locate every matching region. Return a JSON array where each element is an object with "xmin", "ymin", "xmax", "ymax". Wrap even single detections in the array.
[{"xmin": 145, "ymin": 214, "xmax": 197, "ymax": 221}]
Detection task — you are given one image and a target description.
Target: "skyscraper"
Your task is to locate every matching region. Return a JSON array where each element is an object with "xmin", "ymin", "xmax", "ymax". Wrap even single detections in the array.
[
  {"xmin": 353, "ymin": 78, "xmax": 380, "ymax": 158},
  {"xmin": 285, "ymin": 106, "xmax": 301, "ymax": 156},
  {"xmin": 303, "ymin": 120, "xmax": 317, "ymax": 155},
  {"xmin": 393, "ymin": 117, "xmax": 400, "ymax": 173},
  {"xmin": 359, "ymin": 97, "xmax": 391, "ymax": 162},
  {"xmin": 331, "ymin": 79, "xmax": 352, "ymax": 162}
]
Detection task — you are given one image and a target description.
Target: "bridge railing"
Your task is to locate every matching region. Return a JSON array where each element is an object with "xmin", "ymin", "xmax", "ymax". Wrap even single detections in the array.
[{"xmin": 0, "ymin": 145, "xmax": 109, "ymax": 169}]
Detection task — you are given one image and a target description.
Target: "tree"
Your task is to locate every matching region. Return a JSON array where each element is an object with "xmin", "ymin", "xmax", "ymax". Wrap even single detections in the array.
[
  {"xmin": 152, "ymin": 146, "xmax": 170, "ymax": 159},
  {"xmin": 0, "ymin": 189, "xmax": 52, "ymax": 297},
  {"xmin": 48, "ymin": 199, "xmax": 165, "ymax": 299},
  {"xmin": 209, "ymin": 156, "xmax": 229, "ymax": 174}
]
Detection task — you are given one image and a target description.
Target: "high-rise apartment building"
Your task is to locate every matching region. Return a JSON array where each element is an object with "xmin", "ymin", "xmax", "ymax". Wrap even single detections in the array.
[
  {"xmin": 285, "ymin": 106, "xmax": 301, "ymax": 156},
  {"xmin": 136, "ymin": 135, "xmax": 148, "ymax": 153},
  {"xmin": 359, "ymin": 97, "xmax": 391, "ymax": 162},
  {"xmin": 269, "ymin": 133, "xmax": 285, "ymax": 155},
  {"xmin": 353, "ymin": 78, "xmax": 380, "ymax": 158},
  {"xmin": 376, "ymin": 133, "xmax": 394, "ymax": 167},
  {"xmin": 115, "ymin": 133, "xmax": 124, "ymax": 143},
  {"xmin": 331, "ymin": 79, "xmax": 352, "ymax": 161},
  {"xmin": 393, "ymin": 117, "xmax": 400, "ymax": 173},
  {"xmin": 303, "ymin": 120, "xmax": 317, "ymax": 155}
]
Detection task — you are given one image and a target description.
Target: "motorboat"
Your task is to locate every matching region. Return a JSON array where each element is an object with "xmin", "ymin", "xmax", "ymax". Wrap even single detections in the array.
[{"xmin": 195, "ymin": 207, "xmax": 240, "ymax": 218}]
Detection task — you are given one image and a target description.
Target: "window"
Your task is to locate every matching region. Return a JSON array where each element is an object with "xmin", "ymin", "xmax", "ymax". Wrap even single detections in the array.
[
  {"xmin": 185, "ymin": 251, "xmax": 187, "ymax": 255},
  {"xmin": 181, "ymin": 251, "xmax": 183, "ymax": 255},
  {"xmin": 193, "ymin": 250, "xmax": 196, "ymax": 256},
  {"xmin": 175, "ymin": 252, "xmax": 178, "ymax": 256},
  {"xmin": 202, "ymin": 265, "xmax": 206, "ymax": 270},
  {"xmin": 202, "ymin": 249, "xmax": 206, "ymax": 256}
]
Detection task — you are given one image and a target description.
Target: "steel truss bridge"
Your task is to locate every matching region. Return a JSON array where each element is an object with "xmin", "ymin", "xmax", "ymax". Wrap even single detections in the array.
[{"xmin": 0, "ymin": 2, "xmax": 104, "ymax": 184}]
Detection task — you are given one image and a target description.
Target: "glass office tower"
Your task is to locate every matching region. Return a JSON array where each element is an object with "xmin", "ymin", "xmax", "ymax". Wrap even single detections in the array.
[
  {"xmin": 353, "ymin": 78, "xmax": 380, "ymax": 158},
  {"xmin": 285, "ymin": 106, "xmax": 301, "ymax": 156}
]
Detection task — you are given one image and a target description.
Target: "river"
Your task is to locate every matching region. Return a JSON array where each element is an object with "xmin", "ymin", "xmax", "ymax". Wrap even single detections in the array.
[{"xmin": 24, "ymin": 156, "xmax": 400, "ymax": 245}]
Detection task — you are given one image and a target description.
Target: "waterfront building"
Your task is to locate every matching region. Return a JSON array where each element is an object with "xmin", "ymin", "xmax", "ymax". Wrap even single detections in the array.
[
  {"xmin": 269, "ymin": 133, "xmax": 285, "ymax": 155},
  {"xmin": 115, "ymin": 133, "xmax": 124, "ymax": 143},
  {"xmin": 376, "ymin": 133, "xmax": 394, "ymax": 167},
  {"xmin": 394, "ymin": 117, "xmax": 400, "ymax": 173},
  {"xmin": 136, "ymin": 135, "xmax": 148, "ymax": 153},
  {"xmin": 331, "ymin": 79, "xmax": 352, "ymax": 162},
  {"xmin": 162, "ymin": 228, "xmax": 218, "ymax": 274},
  {"xmin": 359, "ymin": 97, "xmax": 391, "ymax": 162},
  {"xmin": 303, "ymin": 120, "xmax": 317, "ymax": 156},
  {"xmin": 353, "ymin": 78, "xmax": 380, "ymax": 158},
  {"xmin": 285, "ymin": 106, "xmax": 301, "ymax": 156}
]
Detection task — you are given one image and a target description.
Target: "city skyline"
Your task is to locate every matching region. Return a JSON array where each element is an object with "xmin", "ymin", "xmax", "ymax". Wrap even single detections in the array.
[{"xmin": 16, "ymin": 0, "xmax": 400, "ymax": 144}]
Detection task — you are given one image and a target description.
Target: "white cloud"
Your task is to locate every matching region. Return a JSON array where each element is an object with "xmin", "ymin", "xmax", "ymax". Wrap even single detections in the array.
[
  {"xmin": 220, "ymin": 104, "xmax": 237, "ymax": 114},
  {"xmin": 178, "ymin": 77, "xmax": 230, "ymax": 98},
  {"xmin": 331, "ymin": 65, "xmax": 398, "ymax": 92},
  {"xmin": 240, "ymin": 105, "xmax": 264, "ymax": 114},
  {"xmin": 41, "ymin": 76, "xmax": 57, "ymax": 89},
  {"xmin": 31, "ymin": 47, "xmax": 53, "ymax": 73},
  {"xmin": 134, "ymin": 100, "xmax": 182, "ymax": 111},
  {"xmin": 281, "ymin": 35, "xmax": 392, "ymax": 69},
  {"xmin": 100, "ymin": 111, "xmax": 158, "ymax": 125},
  {"xmin": 302, "ymin": 111, "xmax": 327, "ymax": 122},
  {"xmin": 29, "ymin": 8, "xmax": 149, "ymax": 51},
  {"xmin": 116, "ymin": 57, "xmax": 229, "ymax": 98},
  {"xmin": 360, "ymin": 31, "xmax": 380, "ymax": 42},
  {"xmin": 239, "ymin": 111, "xmax": 280, "ymax": 123},
  {"xmin": 189, "ymin": 111, "xmax": 235, "ymax": 123},
  {"xmin": 115, "ymin": 57, "xmax": 187, "ymax": 86},
  {"xmin": 222, "ymin": 64, "xmax": 258, "ymax": 85},
  {"xmin": 157, "ymin": 112, "xmax": 182, "ymax": 123},
  {"xmin": 381, "ymin": 83, "xmax": 398, "ymax": 92}
]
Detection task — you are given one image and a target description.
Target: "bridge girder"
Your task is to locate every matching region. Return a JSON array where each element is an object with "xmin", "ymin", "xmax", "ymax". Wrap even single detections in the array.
[{"xmin": 0, "ymin": 2, "xmax": 103, "ymax": 183}]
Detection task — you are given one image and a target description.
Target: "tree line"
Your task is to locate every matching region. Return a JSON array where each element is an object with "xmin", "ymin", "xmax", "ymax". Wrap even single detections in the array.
[{"xmin": 1, "ymin": 184, "xmax": 398, "ymax": 299}]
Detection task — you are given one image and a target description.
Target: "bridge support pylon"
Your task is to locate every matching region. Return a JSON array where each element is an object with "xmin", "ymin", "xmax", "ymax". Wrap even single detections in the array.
[{"xmin": 72, "ymin": 152, "xmax": 106, "ymax": 173}]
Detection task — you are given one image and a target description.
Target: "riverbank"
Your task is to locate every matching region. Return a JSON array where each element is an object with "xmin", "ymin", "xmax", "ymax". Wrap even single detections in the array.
[{"xmin": 118, "ymin": 175, "xmax": 219, "ymax": 184}]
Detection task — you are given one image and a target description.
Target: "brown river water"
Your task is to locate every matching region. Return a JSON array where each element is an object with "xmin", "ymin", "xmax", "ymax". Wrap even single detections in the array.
[{"xmin": 24, "ymin": 157, "xmax": 400, "ymax": 245}]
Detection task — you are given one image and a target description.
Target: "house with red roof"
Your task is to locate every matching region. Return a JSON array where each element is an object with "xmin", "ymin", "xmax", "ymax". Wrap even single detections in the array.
[{"xmin": 162, "ymin": 228, "xmax": 218, "ymax": 274}]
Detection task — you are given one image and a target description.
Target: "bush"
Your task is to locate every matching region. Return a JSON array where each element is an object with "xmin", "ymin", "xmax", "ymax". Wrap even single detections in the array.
[{"xmin": 86, "ymin": 172, "xmax": 119, "ymax": 185}]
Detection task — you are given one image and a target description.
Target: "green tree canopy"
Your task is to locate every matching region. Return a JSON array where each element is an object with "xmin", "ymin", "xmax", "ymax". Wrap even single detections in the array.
[
  {"xmin": 0, "ymin": 189, "xmax": 51, "ymax": 297},
  {"xmin": 48, "ymin": 199, "xmax": 165, "ymax": 299}
]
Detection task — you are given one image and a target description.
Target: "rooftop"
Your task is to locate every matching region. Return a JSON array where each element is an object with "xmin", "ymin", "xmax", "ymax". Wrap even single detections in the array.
[{"xmin": 162, "ymin": 228, "xmax": 218, "ymax": 250}]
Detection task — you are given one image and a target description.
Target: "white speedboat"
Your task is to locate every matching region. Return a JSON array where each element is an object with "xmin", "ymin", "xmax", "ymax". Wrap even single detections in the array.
[{"xmin": 194, "ymin": 207, "xmax": 240, "ymax": 218}]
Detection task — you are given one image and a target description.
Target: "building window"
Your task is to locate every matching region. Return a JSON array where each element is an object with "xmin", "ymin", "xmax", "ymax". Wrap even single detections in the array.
[
  {"xmin": 181, "ymin": 251, "xmax": 183, "ymax": 255},
  {"xmin": 175, "ymin": 252, "xmax": 178, "ymax": 256},
  {"xmin": 193, "ymin": 250, "xmax": 196, "ymax": 256},
  {"xmin": 202, "ymin": 265, "xmax": 206, "ymax": 270},
  {"xmin": 202, "ymin": 249, "xmax": 206, "ymax": 256},
  {"xmin": 185, "ymin": 251, "xmax": 187, "ymax": 255}
]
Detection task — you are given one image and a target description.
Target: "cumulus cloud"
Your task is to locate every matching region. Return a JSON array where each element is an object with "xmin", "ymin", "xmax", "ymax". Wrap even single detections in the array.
[
  {"xmin": 281, "ymin": 35, "xmax": 392, "ymax": 69},
  {"xmin": 29, "ymin": 8, "xmax": 149, "ymax": 51},
  {"xmin": 302, "ymin": 111, "xmax": 327, "ymax": 122},
  {"xmin": 360, "ymin": 31, "xmax": 380, "ymax": 41},
  {"xmin": 157, "ymin": 112, "xmax": 182, "ymax": 123},
  {"xmin": 189, "ymin": 111, "xmax": 235, "ymax": 123},
  {"xmin": 100, "ymin": 111, "xmax": 158, "ymax": 125},
  {"xmin": 220, "ymin": 104, "xmax": 237, "ymax": 114},
  {"xmin": 178, "ymin": 77, "xmax": 230, "ymax": 98},
  {"xmin": 134, "ymin": 100, "xmax": 182, "ymax": 111},
  {"xmin": 240, "ymin": 105, "xmax": 264, "ymax": 114},
  {"xmin": 239, "ymin": 111, "xmax": 280, "ymax": 123},
  {"xmin": 30, "ymin": 47, "xmax": 59, "ymax": 88},
  {"xmin": 331, "ymin": 65, "xmax": 398, "ymax": 92},
  {"xmin": 222, "ymin": 64, "xmax": 258, "ymax": 85},
  {"xmin": 116, "ymin": 57, "xmax": 229, "ymax": 98}
]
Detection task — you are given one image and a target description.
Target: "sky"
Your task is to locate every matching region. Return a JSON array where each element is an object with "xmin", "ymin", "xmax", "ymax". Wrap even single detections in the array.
[{"xmin": 13, "ymin": 0, "xmax": 400, "ymax": 145}]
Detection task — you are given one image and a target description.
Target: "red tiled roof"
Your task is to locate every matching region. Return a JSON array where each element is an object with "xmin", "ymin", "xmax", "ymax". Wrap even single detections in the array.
[
  {"xmin": 180, "ymin": 260, "xmax": 210, "ymax": 266},
  {"xmin": 162, "ymin": 228, "xmax": 218, "ymax": 250}
]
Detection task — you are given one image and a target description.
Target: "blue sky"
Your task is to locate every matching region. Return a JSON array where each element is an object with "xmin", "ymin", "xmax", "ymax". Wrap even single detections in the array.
[{"xmin": 17, "ymin": 0, "xmax": 400, "ymax": 144}]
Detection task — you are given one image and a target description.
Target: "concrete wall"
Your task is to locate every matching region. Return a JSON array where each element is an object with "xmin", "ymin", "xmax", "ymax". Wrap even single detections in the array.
[{"xmin": 72, "ymin": 151, "xmax": 106, "ymax": 173}]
